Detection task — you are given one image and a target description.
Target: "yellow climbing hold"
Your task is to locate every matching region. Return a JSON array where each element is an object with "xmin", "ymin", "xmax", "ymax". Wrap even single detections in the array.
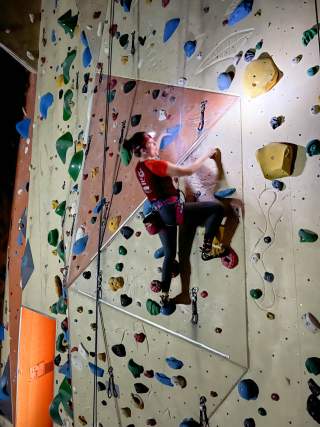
[
  {"xmin": 256, "ymin": 142, "xmax": 295, "ymax": 180},
  {"xmin": 243, "ymin": 57, "xmax": 280, "ymax": 98},
  {"xmin": 51, "ymin": 199, "xmax": 59, "ymax": 209},
  {"xmin": 56, "ymin": 74, "xmax": 64, "ymax": 88},
  {"xmin": 107, "ymin": 215, "xmax": 121, "ymax": 232},
  {"xmin": 108, "ymin": 276, "xmax": 124, "ymax": 291}
]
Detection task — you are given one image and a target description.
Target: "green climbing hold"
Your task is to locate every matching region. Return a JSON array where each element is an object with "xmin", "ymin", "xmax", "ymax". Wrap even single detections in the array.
[
  {"xmin": 128, "ymin": 358, "xmax": 144, "ymax": 378},
  {"xmin": 120, "ymin": 145, "xmax": 132, "ymax": 166},
  {"xmin": 68, "ymin": 150, "xmax": 84, "ymax": 181},
  {"xmin": 250, "ymin": 289, "xmax": 263, "ymax": 299},
  {"xmin": 56, "ymin": 132, "xmax": 73, "ymax": 164},
  {"xmin": 49, "ymin": 377, "xmax": 73, "ymax": 425},
  {"xmin": 107, "ymin": 89, "xmax": 116, "ymax": 103},
  {"xmin": 63, "ymin": 89, "xmax": 73, "ymax": 121},
  {"xmin": 299, "ymin": 229, "xmax": 318, "ymax": 243},
  {"xmin": 48, "ymin": 229, "xmax": 59, "ymax": 246},
  {"xmin": 306, "ymin": 357, "xmax": 320, "ymax": 375},
  {"xmin": 55, "ymin": 201, "xmax": 66, "ymax": 217},
  {"xmin": 115, "ymin": 262, "xmax": 124, "ymax": 272},
  {"xmin": 119, "ymin": 245, "xmax": 127, "ymax": 255},
  {"xmin": 306, "ymin": 139, "xmax": 320, "ymax": 157},
  {"xmin": 302, "ymin": 26, "xmax": 319, "ymax": 46},
  {"xmin": 49, "ymin": 394, "xmax": 63, "ymax": 426},
  {"xmin": 146, "ymin": 298, "xmax": 161, "ymax": 316},
  {"xmin": 56, "ymin": 333, "xmax": 67, "ymax": 353},
  {"xmin": 50, "ymin": 296, "xmax": 67, "ymax": 315},
  {"xmin": 57, "ymin": 240, "xmax": 65, "ymax": 262},
  {"xmin": 63, "ymin": 49, "xmax": 76, "ymax": 84},
  {"xmin": 57, "ymin": 9, "xmax": 78, "ymax": 38}
]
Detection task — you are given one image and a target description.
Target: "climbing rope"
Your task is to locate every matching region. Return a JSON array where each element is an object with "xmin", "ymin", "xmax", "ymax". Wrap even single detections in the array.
[{"xmin": 315, "ymin": 0, "xmax": 320, "ymax": 59}]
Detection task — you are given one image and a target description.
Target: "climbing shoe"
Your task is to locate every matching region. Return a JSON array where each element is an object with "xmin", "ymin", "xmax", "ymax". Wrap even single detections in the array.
[{"xmin": 200, "ymin": 236, "xmax": 227, "ymax": 261}]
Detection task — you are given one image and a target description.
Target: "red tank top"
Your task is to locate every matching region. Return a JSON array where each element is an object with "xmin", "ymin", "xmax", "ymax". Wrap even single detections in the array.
[{"xmin": 135, "ymin": 160, "xmax": 178, "ymax": 201}]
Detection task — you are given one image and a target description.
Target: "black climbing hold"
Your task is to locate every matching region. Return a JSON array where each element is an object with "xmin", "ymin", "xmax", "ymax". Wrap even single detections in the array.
[
  {"xmin": 272, "ymin": 180, "xmax": 284, "ymax": 191},
  {"xmin": 152, "ymin": 89, "xmax": 160, "ymax": 99},
  {"xmin": 98, "ymin": 381, "xmax": 106, "ymax": 391},
  {"xmin": 138, "ymin": 36, "xmax": 146, "ymax": 45},
  {"xmin": 263, "ymin": 236, "xmax": 272, "ymax": 244},
  {"xmin": 243, "ymin": 419, "xmax": 255, "ymax": 427},
  {"xmin": 258, "ymin": 407, "xmax": 267, "ymax": 416},
  {"xmin": 307, "ymin": 394, "xmax": 320, "ymax": 423},
  {"xmin": 271, "ymin": 393, "xmax": 279, "ymax": 401},
  {"xmin": 134, "ymin": 383, "xmax": 149, "ymax": 393},
  {"xmin": 120, "ymin": 294, "xmax": 132, "ymax": 307},
  {"xmin": 115, "ymin": 262, "xmax": 124, "ymax": 272},
  {"xmin": 91, "ymin": 216, "xmax": 97, "ymax": 224},
  {"xmin": 264, "ymin": 272, "xmax": 274, "ymax": 282},
  {"xmin": 113, "ymin": 181, "xmax": 123, "ymax": 195},
  {"xmin": 123, "ymin": 80, "xmax": 136, "ymax": 94},
  {"xmin": 306, "ymin": 357, "xmax": 320, "ymax": 375},
  {"xmin": 119, "ymin": 34, "xmax": 129, "ymax": 47},
  {"xmin": 83, "ymin": 271, "xmax": 91, "ymax": 279},
  {"xmin": 120, "ymin": 226, "xmax": 134, "ymax": 239},
  {"xmin": 54, "ymin": 354, "xmax": 62, "ymax": 366},
  {"xmin": 308, "ymin": 378, "xmax": 320, "ymax": 396},
  {"xmin": 111, "ymin": 343, "xmax": 126, "ymax": 357},
  {"xmin": 270, "ymin": 116, "xmax": 284, "ymax": 129},
  {"xmin": 59, "ymin": 89, "xmax": 64, "ymax": 99},
  {"xmin": 250, "ymin": 289, "xmax": 263, "ymax": 299},
  {"xmin": 131, "ymin": 114, "xmax": 141, "ymax": 127}
]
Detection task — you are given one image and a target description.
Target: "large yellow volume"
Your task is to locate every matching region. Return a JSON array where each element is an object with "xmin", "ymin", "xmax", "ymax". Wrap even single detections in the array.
[
  {"xmin": 243, "ymin": 57, "xmax": 280, "ymax": 98},
  {"xmin": 256, "ymin": 142, "xmax": 295, "ymax": 180}
]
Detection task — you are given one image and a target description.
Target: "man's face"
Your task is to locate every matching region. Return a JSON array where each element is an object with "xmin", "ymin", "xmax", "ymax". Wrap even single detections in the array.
[{"xmin": 144, "ymin": 135, "xmax": 159, "ymax": 157}]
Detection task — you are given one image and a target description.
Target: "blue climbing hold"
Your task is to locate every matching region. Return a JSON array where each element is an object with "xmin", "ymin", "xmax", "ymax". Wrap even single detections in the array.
[
  {"xmin": 272, "ymin": 180, "xmax": 284, "ymax": 191},
  {"xmin": 94, "ymin": 198, "xmax": 106, "ymax": 214},
  {"xmin": 217, "ymin": 72, "xmax": 233, "ymax": 90},
  {"xmin": 166, "ymin": 357, "xmax": 184, "ymax": 369},
  {"xmin": 72, "ymin": 235, "xmax": 88, "ymax": 255},
  {"xmin": 160, "ymin": 301, "xmax": 176, "ymax": 316},
  {"xmin": 154, "ymin": 247, "xmax": 165, "ymax": 259},
  {"xmin": 180, "ymin": 418, "xmax": 200, "ymax": 427},
  {"xmin": 51, "ymin": 29, "xmax": 57, "ymax": 44},
  {"xmin": 58, "ymin": 360, "xmax": 71, "ymax": 379},
  {"xmin": 307, "ymin": 65, "xmax": 319, "ymax": 77},
  {"xmin": 238, "ymin": 379, "xmax": 259, "ymax": 400},
  {"xmin": 214, "ymin": 188, "xmax": 236, "ymax": 198},
  {"xmin": 160, "ymin": 124, "xmax": 181, "ymax": 150},
  {"xmin": 39, "ymin": 92, "xmax": 54, "ymax": 119},
  {"xmin": 163, "ymin": 18, "xmax": 180, "ymax": 43},
  {"xmin": 121, "ymin": 0, "xmax": 132, "ymax": 12},
  {"xmin": 306, "ymin": 139, "xmax": 320, "ymax": 157},
  {"xmin": 143, "ymin": 199, "xmax": 153, "ymax": 217},
  {"xmin": 228, "ymin": 0, "xmax": 254, "ymax": 26},
  {"xmin": 184, "ymin": 40, "xmax": 197, "ymax": 58},
  {"xmin": 16, "ymin": 118, "xmax": 31, "ymax": 139},
  {"xmin": 155, "ymin": 372, "xmax": 174, "ymax": 387},
  {"xmin": 80, "ymin": 31, "xmax": 92, "ymax": 68},
  {"xmin": 88, "ymin": 362, "xmax": 104, "ymax": 377}
]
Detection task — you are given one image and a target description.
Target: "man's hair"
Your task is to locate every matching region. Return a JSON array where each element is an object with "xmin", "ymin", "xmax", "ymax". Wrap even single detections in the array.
[{"xmin": 123, "ymin": 132, "xmax": 148, "ymax": 157}]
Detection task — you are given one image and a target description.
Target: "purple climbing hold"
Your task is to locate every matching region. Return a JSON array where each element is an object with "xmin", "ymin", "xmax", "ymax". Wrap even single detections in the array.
[
  {"xmin": 163, "ymin": 18, "xmax": 180, "ymax": 43},
  {"xmin": 228, "ymin": 0, "xmax": 254, "ymax": 26},
  {"xmin": 16, "ymin": 118, "xmax": 31, "ymax": 139}
]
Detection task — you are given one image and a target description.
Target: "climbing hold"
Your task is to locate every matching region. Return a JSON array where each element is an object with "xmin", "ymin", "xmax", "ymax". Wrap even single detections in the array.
[
  {"xmin": 134, "ymin": 333, "xmax": 146, "ymax": 343},
  {"xmin": 56, "ymin": 132, "xmax": 73, "ymax": 164},
  {"xmin": 83, "ymin": 271, "xmax": 91, "ymax": 279},
  {"xmin": 264, "ymin": 272, "xmax": 274, "ymax": 282},
  {"xmin": 243, "ymin": 57, "xmax": 280, "ymax": 98},
  {"xmin": 302, "ymin": 26, "xmax": 319, "ymax": 46},
  {"xmin": 123, "ymin": 80, "xmax": 136, "ymax": 93},
  {"xmin": 307, "ymin": 65, "xmax": 319, "ymax": 76},
  {"xmin": 270, "ymin": 115, "xmax": 284, "ymax": 129},
  {"xmin": 160, "ymin": 300, "xmax": 176, "ymax": 316},
  {"xmin": 306, "ymin": 357, "xmax": 320, "ymax": 375},
  {"xmin": 16, "ymin": 118, "xmax": 31, "ymax": 139},
  {"xmin": 147, "ymin": 419, "xmax": 157, "ymax": 426},
  {"xmin": 272, "ymin": 179, "xmax": 284, "ymax": 191},
  {"xmin": 244, "ymin": 48, "xmax": 256, "ymax": 62},
  {"xmin": 121, "ymin": 0, "xmax": 132, "ymax": 12},
  {"xmin": 58, "ymin": 9, "xmax": 78, "ymax": 38},
  {"xmin": 271, "ymin": 393, "xmax": 280, "ymax": 401},
  {"xmin": 119, "ymin": 33, "xmax": 129, "ymax": 48},
  {"xmin": 267, "ymin": 312, "xmax": 275, "ymax": 320},
  {"xmin": 264, "ymin": 236, "xmax": 272, "ymax": 244},
  {"xmin": 80, "ymin": 31, "xmax": 92, "ymax": 68},
  {"xmin": 68, "ymin": 150, "xmax": 84, "ymax": 181},
  {"xmin": 299, "ymin": 229, "xmax": 318, "ymax": 243},
  {"xmin": 152, "ymin": 89, "xmax": 160, "ymax": 99},
  {"xmin": 302, "ymin": 312, "xmax": 320, "ymax": 333},
  {"xmin": 144, "ymin": 370, "xmax": 154, "ymax": 378},
  {"xmin": 146, "ymin": 299, "xmax": 161, "ymax": 315},
  {"xmin": 107, "ymin": 216, "xmax": 121, "ymax": 232},
  {"xmin": 55, "ymin": 201, "xmax": 66, "ymax": 216},
  {"xmin": 111, "ymin": 344, "xmax": 126, "ymax": 357},
  {"xmin": 307, "ymin": 394, "xmax": 320, "ymax": 423},
  {"xmin": 155, "ymin": 372, "xmax": 174, "ymax": 387},
  {"xmin": 154, "ymin": 247, "xmax": 165, "ymax": 259},
  {"xmin": 243, "ymin": 418, "xmax": 255, "ymax": 427},
  {"xmin": 54, "ymin": 275, "xmax": 63, "ymax": 297},
  {"xmin": 54, "ymin": 354, "xmax": 61, "ymax": 367},
  {"xmin": 292, "ymin": 54, "xmax": 303, "ymax": 64},
  {"xmin": 172, "ymin": 375, "xmax": 187, "ymax": 388},
  {"xmin": 162, "ymin": 0, "xmax": 170, "ymax": 6},
  {"xmin": 256, "ymin": 142, "xmax": 296, "ymax": 180},
  {"xmin": 120, "ymin": 226, "xmax": 134, "ymax": 239},
  {"xmin": 56, "ymin": 333, "xmax": 68, "ymax": 353},
  {"xmin": 256, "ymin": 39, "xmax": 263, "ymax": 50},
  {"xmin": 166, "ymin": 357, "xmax": 184, "ymax": 370},
  {"xmin": 221, "ymin": 248, "xmax": 238, "ymax": 269},
  {"xmin": 48, "ymin": 229, "xmax": 59, "ymax": 246},
  {"xmin": 108, "ymin": 276, "xmax": 124, "ymax": 291},
  {"xmin": 107, "ymin": 89, "xmax": 116, "ymax": 103},
  {"xmin": 306, "ymin": 139, "xmax": 320, "ymax": 157},
  {"xmin": 57, "ymin": 240, "xmax": 65, "ymax": 262},
  {"xmin": 88, "ymin": 362, "xmax": 104, "ymax": 377},
  {"xmin": 214, "ymin": 188, "xmax": 236, "ymax": 199},
  {"xmin": 128, "ymin": 359, "xmax": 144, "ymax": 378},
  {"xmin": 119, "ymin": 245, "xmax": 127, "ymax": 255},
  {"xmin": 121, "ymin": 407, "xmax": 131, "ymax": 418},
  {"xmin": 131, "ymin": 114, "xmax": 141, "ymax": 127},
  {"xmin": 217, "ymin": 72, "xmax": 233, "ymax": 90},
  {"xmin": 63, "ymin": 49, "xmax": 76, "ymax": 84},
  {"xmin": 159, "ymin": 124, "xmax": 181, "ymax": 150},
  {"xmin": 72, "ymin": 235, "xmax": 88, "ymax": 255},
  {"xmin": 163, "ymin": 18, "xmax": 180, "ymax": 43},
  {"xmin": 150, "ymin": 280, "xmax": 162, "ymax": 293},
  {"xmin": 228, "ymin": 0, "xmax": 253, "ymax": 26},
  {"xmin": 131, "ymin": 393, "xmax": 144, "ymax": 409},
  {"xmin": 184, "ymin": 40, "xmax": 197, "ymax": 58},
  {"xmin": 39, "ymin": 92, "xmax": 54, "ymax": 119},
  {"xmin": 113, "ymin": 181, "xmax": 122, "ymax": 195},
  {"xmin": 179, "ymin": 418, "xmax": 200, "ymax": 427},
  {"xmin": 63, "ymin": 89, "xmax": 73, "ymax": 121},
  {"xmin": 258, "ymin": 407, "xmax": 267, "ymax": 416},
  {"xmin": 115, "ymin": 263, "xmax": 124, "ymax": 272},
  {"xmin": 134, "ymin": 383, "xmax": 149, "ymax": 394},
  {"xmin": 238, "ymin": 379, "xmax": 259, "ymax": 400},
  {"xmin": 120, "ymin": 144, "xmax": 132, "ymax": 166},
  {"xmin": 200, "ymin": 290, "xmax": 208, "ymax": 298},
  {"xmin": 120, "ymin": 294, "xmax": 132, "ymax": 307},
  {"xmin": 93, "ymin": 198, "xmax": 106, "ymax": 214},
  {"xmin": 311, "ymin": 105, "xmax": 320, "ymax": 115}
]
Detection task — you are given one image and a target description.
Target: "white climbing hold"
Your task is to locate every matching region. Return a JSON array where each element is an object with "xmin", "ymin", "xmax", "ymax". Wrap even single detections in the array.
[
  {"xmin": 251, "ymin": 253, "xmax": 260, "ymax": 263},
  {"xmin": 26, "ymin": 51, "xmax": 35, "ymax": 61}
]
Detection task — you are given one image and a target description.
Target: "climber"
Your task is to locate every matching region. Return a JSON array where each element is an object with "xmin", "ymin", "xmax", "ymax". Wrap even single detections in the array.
[{"xmin": 123, "ymin": 132, "xmax": 227, "ymax": 302}]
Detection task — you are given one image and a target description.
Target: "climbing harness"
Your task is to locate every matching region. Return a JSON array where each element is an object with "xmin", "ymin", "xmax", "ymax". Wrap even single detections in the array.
[
  {"xmin": 107, "ymin": 367, "xmax": 119, "ymax": 398},
  {"xmin": 199, "ymin": 395, "xmax": 209, "ymax": 426},
  {"xmin": 197, "ymin": 100, "xmax": 207, "ymax": 132},
  {"xmin": 191, "ymin": 287, "xmax": 199, "ymax": 325}
]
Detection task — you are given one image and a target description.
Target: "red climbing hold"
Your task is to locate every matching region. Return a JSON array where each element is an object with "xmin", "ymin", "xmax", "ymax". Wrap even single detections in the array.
[
  {"xmin": 221, "ymin": 247, "xmax": 238, "ymax": 269},
  {"xmin": 150, "ymin": 280, "xmax": 162, "ymax": 293},
  {"xmin": 200, "ymin": 290, "xmax": 208, "ymax": 298},
  {"xmin": 162, "ymin": 0, "xmax": 170, "ymax": 7},
  {"xmin": 134, "ymin": 333, "xmax": 146, "ymax": 343}
]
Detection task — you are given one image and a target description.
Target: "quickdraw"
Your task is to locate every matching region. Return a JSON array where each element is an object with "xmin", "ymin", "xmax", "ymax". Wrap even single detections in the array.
[
  {"xmin": 107, "ymin": 367, "xmax": 118, "ymax": 398},
  {"xmin": 197, "ymin": 100, "xmax": 207, "ymax": 132},
  {"xmin": 199, "ymin": 395, "xmax": 209, "ymax": 427},
  {"xmin": 191, "ymin": 287, "xmax": 199, "ymax": 325}
]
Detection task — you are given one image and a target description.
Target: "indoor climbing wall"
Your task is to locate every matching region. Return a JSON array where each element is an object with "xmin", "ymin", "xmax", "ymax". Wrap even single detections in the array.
[{"xmin": 8, "ymin": 0, "xmax": 320, "ymax": 426}]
